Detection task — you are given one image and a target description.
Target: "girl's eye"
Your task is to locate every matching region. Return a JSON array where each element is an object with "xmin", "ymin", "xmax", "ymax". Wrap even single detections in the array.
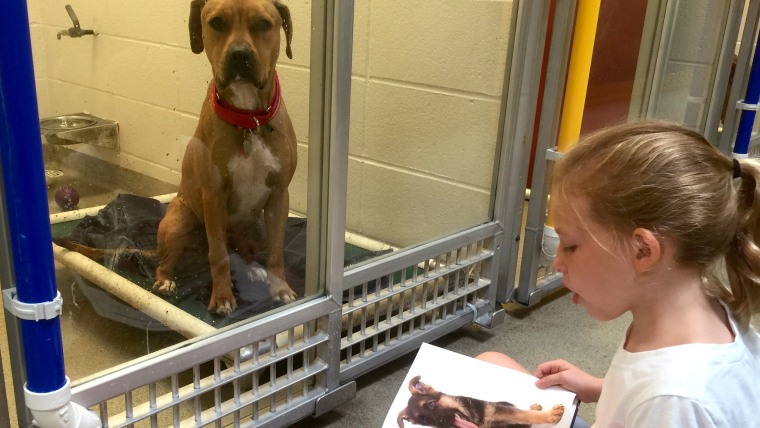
[{"xmin": 563, "ymin": 245, "xmax": 577, "ymax": 253}]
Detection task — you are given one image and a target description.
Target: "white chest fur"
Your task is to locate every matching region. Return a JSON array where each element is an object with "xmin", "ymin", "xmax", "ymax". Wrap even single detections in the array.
[{"xmin": 227, "ymin": 132, "xmax": 280, "ymax": 224}]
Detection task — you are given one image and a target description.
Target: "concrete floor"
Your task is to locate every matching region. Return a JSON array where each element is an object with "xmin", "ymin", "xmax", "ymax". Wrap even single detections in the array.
[{"xmin": 292, "ymin": 289, "xmax": 632, "ymax": 427}]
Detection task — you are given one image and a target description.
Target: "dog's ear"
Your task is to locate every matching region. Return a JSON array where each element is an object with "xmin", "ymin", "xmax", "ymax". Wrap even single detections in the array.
[
  {"xmin": 275, "ymin": 2, "xmax": 293, "ymax": 59},
  {"xmin": 408, "ymin": 375, "xmax": 434, "ymax": 395},
  {"xmin": 396, "ymin": 408, "xmax": 409, "ymax": 428},
  {"xmin": 408, "ymin": 375, "xmax": 423, "ymax": 394},
  {"xmin": 189, "ymin": 0, "xmax": 205, "ymax": 54}
]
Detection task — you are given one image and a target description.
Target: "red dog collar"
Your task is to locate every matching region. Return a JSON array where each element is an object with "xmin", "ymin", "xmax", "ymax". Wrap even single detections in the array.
[{"xmin": 211, "ymin": 72, "xmax": 282, "ymax": 131}]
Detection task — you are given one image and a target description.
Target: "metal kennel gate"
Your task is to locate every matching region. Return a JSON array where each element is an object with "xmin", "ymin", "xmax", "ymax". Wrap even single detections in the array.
[{"xmin": 1, "ymin": 0, "xmax": 554, "ymax": 426}]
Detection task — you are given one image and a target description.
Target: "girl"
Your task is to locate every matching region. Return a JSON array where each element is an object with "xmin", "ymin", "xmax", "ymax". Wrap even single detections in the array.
[{"xmin": 478, "ymin": 120, "xmax": 760, "ymax": 427}]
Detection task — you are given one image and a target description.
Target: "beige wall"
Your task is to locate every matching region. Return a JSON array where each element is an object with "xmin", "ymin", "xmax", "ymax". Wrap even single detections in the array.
[
  {"xmin": 28, "ymin": 0, "xmax": 514, "ymax": 248},
  {"xmin": 347, "ymin": 0, "xmax": 513, "ymax": 247},
  {"xmin": 650, "ymin": 0, "xmax": 731, "ymax": 127}
]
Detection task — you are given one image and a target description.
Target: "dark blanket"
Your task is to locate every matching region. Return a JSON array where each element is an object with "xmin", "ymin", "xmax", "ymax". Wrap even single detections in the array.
[{"xmin": 57, "ymin": 193, "xmax": 389, "ymax": 328}]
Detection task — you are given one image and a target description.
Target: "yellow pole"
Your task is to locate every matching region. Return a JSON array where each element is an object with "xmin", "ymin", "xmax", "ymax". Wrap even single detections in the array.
[{"xmin": 546, "ymin": 0, "xmax": 601, "ymax": 227}]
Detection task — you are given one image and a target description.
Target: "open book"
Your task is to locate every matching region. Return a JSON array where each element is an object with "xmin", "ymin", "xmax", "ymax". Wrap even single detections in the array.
[{"xmin": 385, "ymin": 343, "xmax": 580, "ymax": 428}]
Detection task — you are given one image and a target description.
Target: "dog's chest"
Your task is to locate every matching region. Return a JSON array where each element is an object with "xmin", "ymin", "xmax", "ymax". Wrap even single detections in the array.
[{"xmin": 226, "ymin": 132, "xmax": 280, "ymax": 223}]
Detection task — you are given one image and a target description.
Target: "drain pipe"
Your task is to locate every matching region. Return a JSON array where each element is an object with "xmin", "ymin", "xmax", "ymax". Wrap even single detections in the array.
[
  {"xmin": 0, "ymin": 1, "xmax": 100, "ymax": 427},
  {"xmin": 541, "ymin": 0, "xmax": 601, "ymax": 266},
  {"xmin": 732, "ymin": 26, "xmax": 760, "ymax": 159}
]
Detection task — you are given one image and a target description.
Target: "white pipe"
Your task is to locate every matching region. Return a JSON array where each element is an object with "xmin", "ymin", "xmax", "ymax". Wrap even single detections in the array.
[
  {"xmin": 49, "ymin": 193, "xmax": 177, "ymax": 225},
  {"xmin": 52, "ymin": 243, "xmax": 215, "ymax": 339},
  {"xmin": 540, "ymin": 224, "xmax": 559, "ymax": 267},
  {"xmin": 25, "ymin": 377, "xmax": 101, "ymax": 428}
]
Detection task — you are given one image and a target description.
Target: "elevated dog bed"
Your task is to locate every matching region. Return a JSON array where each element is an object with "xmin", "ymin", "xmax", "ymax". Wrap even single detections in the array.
[{"xmin": 52, "ymin": 193, "xmax": 390, "ymax": 330}]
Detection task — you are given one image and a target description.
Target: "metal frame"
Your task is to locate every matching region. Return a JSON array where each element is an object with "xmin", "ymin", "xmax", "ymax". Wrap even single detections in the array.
[
  {"xmin": 512, "ymin": 0, "xmax": 577, "ymax": 306},
  {"xmin": 493, "ymin": 0, "xmax": 553, "ymax": 303},
  {"xmin": 720, "ymin": 0, "xmax": 760, "ymax": 154},
  {"xmin": 632, "ymin": 0, "xmax": 746, "ymax": 139},
  {"xmin": 1, "ymin": 0, "xmax": 531, "ymax": 426},
  {"xmin": 0, "ymin": 164, "xmax": 32, "ymax": 424},
  {"xmin": 703, "ymin": 0, "xmax": 746, "ymax": 143}
]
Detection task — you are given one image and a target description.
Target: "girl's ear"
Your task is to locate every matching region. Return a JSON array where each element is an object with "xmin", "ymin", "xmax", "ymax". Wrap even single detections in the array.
[{"xmin": 632, "ymin": 228, "xmax": 662, "ymax": 272}]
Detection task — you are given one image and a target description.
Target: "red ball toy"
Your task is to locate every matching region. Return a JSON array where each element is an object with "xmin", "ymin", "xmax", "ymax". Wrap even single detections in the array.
[{"xmin": 55, "ymin": 185, "xmax": 80, "ymax": 210}]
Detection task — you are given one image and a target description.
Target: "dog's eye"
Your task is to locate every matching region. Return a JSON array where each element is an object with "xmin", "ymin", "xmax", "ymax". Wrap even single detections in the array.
[
  {"xmin": 427, "ymin": 401, "xmax": 437, "ymax": 409},
  {"xmin": 209, "ymin": 17, "xmax": 226, "ymax": 32},
  {"xmin": 252, "ymin": 19, "xmax": 272, "ymax": 33}
]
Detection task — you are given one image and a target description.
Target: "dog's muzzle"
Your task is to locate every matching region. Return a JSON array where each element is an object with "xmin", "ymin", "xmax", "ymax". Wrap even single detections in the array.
[{"xmin": 220, "ymin": 43, "xmax": 258, "ymax": 87}]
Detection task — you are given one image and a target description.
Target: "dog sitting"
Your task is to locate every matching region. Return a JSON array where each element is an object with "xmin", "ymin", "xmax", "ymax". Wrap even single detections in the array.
[
  {"xmin": 397, "ymin": 376, "xmax": 565, "ymax": 428},
  {"xmin": 153, "ymin": 0, "xmax": 298, "ymax": 314}
]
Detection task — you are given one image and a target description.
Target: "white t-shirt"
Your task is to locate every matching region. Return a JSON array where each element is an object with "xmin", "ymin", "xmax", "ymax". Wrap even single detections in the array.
[{"xmin": 592, "ymin": 314, "xmax": 760, "ymax": 427}]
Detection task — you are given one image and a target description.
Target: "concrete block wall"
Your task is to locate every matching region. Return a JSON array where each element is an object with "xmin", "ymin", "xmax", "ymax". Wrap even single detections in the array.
[
  {"xmin": 653, "ymin": 0, "xmax": 730, "ymax": 128},
  {"xmin": 27, "ymin": 0, "xmax": 514, "ymax": 249},
  {"xmin": 347, "ymin": 0, "xmax": 513, "ymax": 247}
]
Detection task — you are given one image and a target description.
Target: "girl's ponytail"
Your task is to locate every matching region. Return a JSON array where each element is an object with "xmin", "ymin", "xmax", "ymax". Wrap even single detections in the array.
[{"xmin": 723, "ymin": 158, "xmax": 760, "ymax": 329}]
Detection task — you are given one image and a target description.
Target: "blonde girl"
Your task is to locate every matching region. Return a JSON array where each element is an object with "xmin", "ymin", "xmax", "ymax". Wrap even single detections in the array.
[{"xmin": 478, "ymin": 120, "xmax": 760, "ymax": 427}]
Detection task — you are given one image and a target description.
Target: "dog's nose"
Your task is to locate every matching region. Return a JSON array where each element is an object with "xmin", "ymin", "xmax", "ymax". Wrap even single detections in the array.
[
  {"xmin": 227, "ymin": 45, "xmax": 255, "ymax": 72},
  {"xmin": 229, "ymin": 47, "xmax": 253, "ymax": 68},
  {"xmin": 222, "ymin": 44, "xmax": 257, "ymax": 86}
]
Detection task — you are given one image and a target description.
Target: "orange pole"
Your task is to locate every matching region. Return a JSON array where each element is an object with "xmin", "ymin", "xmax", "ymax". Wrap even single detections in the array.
[{"xmin": 546, "ymin": 0, "xmax": 601, "ymax": 226}]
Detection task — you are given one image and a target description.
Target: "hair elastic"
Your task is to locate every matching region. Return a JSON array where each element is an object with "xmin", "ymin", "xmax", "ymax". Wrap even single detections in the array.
[{"xmin": 733, "ymin": 158, "xmax": 742, "ymax": 179}]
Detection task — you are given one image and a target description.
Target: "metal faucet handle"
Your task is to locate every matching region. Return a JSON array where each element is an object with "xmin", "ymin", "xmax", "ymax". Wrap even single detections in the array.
[
  {"xmin": 57, "ymin": 4, "xmax": 96, "ymax": 39},
  {"xmin": 65, "ymin": 5, "xmax": 81, "ymax": 30}
]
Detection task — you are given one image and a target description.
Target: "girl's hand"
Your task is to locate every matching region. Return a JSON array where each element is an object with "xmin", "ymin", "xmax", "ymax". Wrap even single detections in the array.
[{"xmin": 534, "ymin": 359, "xmax": 603, "ymax": 403}]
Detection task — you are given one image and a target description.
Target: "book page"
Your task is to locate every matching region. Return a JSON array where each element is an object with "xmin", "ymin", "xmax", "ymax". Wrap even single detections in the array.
[{"xmin": 385, "ymin": 343, "xmax": 579, "ymax": 428}]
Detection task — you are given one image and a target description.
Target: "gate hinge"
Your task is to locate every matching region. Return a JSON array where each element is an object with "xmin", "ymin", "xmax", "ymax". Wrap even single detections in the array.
[
  {"xmin": 3, "ymin": 288, "xmax": 63, "ymax": 321},
  {"xmin": 466, "ymin": 299, "xmax": 505, "ymax": 329}
]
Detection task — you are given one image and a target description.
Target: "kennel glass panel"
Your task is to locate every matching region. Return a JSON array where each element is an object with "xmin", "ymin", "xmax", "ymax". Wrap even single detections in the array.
[
  {"xmin": 23, "ymin": 0, "xmax": 320, "ymax": 383},
  {"xmin": 343, "ymin": 0, "xmax": 513, "ymax": 260}
]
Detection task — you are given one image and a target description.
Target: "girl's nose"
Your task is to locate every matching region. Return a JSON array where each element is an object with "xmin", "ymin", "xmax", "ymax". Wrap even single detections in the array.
[{"xmin": 551, "ymin": 251, "xmax": 565, "ymax": 273}]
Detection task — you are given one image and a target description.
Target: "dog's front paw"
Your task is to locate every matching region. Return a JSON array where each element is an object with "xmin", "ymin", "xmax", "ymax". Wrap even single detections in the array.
[
  {"xmin": 153, "ymin": 279, "xmax": 177, "ymax": 296},
  {"xmin": 268, "ymin": 274, "xmax": 297, "ymax": 303},
  {"xmin": 208, "ymin": 289, "xmax": 237, "ymax": 315},
  {"xmin": 549, "ymin": 404, "xmax": 565, "ymax": 423}
]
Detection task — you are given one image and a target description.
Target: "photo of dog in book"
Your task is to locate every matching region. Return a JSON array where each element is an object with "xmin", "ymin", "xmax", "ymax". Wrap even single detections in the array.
[
  {"xmin": 397, "ymin": 375, "xmax": 565, "ymax": 428},
  {"xmin": 384, "ymin": 344, "xmax": 578, "ymax": 428}
]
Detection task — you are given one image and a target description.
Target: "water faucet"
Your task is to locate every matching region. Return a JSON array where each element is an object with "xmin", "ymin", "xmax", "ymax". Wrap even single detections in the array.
[{"xmin": 57, "ymin": 5, "xmax": 96, "ymax": 39}]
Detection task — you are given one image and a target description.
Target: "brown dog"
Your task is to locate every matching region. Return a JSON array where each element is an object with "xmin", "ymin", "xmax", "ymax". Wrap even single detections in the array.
[
  {"xmin": 397, "ymin": 376, "xmax": 565, "ymax": 428},
  {"xmin": 154, "ymin": 0, "xmax": 297, "ymax": 314}
]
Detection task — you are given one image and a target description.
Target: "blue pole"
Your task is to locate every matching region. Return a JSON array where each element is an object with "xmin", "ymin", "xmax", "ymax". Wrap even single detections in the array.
[
  {"xmin": 0, "ymin": 1, "xmax": 67, "ymax": 393},
  {"xmin": 733, "ymin": 26, "xmax": 760, "ymax": 156}
]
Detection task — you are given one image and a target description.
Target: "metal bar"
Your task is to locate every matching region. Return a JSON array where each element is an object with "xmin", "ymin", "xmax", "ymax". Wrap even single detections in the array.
[
  {"xmin": 515, "ymin": 0, "xmax": 576, "ymax": 306},
  {"xmin": 0, "ymin": 0, "xmax": 66, "ymax": 394},
  {"xmin": 0, "ymin": 151, "xmax": 30, "ymax": 425},
  {"xmin": 719, "ymin": 0, "xmax": 760, "ymax": 154},
  {"xmin": 494, "ymin": 0, "xmax": 559, "ymax": 304},
  {"xmin": 345, "ymin": 222, "xmax": 500, "ymax": 287},
  {"xmin": 703, "ymin": 0, "xmax": 744, "ymax": 142},
  {"xmin": 646, "ymin": 0, "xmax": 680, "ymax": 116},
  {"xmin": 327, "ymin": 0, "xmax": 354, "ymax": 304}
]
